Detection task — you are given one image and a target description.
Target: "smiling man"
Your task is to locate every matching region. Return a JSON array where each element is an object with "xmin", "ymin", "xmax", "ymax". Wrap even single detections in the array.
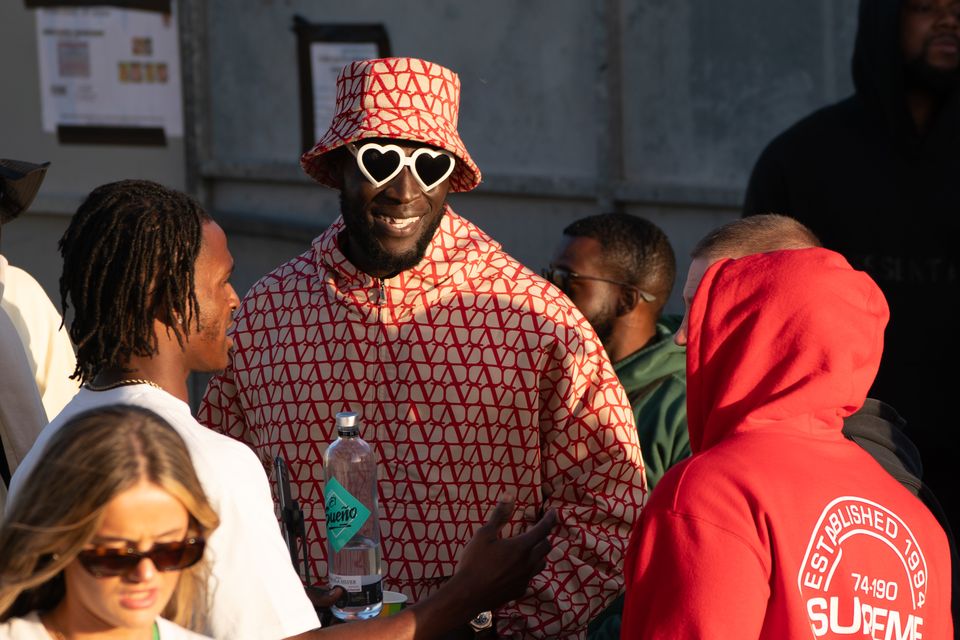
[{"xmin": 200, "ymin": 57, "xmax": 646, "ymax": 639}]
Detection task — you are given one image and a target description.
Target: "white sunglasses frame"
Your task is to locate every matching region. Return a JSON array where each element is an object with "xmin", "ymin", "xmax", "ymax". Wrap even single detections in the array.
[{"xmin": 347, "ymin": 142, "xmax": 456, "ymax": 192}]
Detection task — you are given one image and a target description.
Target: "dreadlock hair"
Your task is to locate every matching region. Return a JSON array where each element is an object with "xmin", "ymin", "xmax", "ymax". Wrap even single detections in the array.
[
  {"xmin": 59, "ymin": 180, "xmax": 212, "ymax": 383},
  {"xmin": 563, "ymin": 212, "xmax": 677, "ymax": 313}
]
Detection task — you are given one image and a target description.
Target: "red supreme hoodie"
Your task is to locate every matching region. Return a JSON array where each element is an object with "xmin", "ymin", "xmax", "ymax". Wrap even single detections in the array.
[{"xmin": 621, "ymin": 248, "xmax": 953, "ymax": 639}]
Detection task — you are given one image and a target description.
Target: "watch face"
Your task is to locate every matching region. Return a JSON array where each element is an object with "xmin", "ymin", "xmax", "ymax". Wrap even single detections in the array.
[{"xmin": 470, "ymin": 610, "xmax": 493, "ymax": 629}]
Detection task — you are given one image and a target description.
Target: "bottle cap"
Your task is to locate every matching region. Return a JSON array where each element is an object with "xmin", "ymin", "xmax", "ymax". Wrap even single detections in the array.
[{"xmin": 335, "ymin": 411, "xmax": 359, "ymax": 436}]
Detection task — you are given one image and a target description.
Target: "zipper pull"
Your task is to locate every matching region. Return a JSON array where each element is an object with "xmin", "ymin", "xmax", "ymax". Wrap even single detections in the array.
[{"xmin": 378, "ymin": 278, "xmax": 386, "ymax": 306}]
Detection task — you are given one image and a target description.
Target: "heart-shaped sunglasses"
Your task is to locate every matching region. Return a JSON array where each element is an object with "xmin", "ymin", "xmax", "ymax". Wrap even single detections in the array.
[{"xmin": 347, "ymin": 142, "xmax": 456, "ymax": 192}]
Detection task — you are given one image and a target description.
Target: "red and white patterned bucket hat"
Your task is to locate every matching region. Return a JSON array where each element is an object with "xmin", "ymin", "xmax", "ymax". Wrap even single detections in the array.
[{"xmin": 301, "ymin": 57, "xmax": 481, "ymax": 193}]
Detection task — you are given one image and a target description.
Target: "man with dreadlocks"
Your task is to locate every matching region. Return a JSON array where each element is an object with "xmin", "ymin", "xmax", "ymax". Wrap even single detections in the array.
[
  {"xmin": 6, "ymin": 178, "xmax": 558, "ymax": 640},
  {"xmin": 5, "ymin": 179, "xmax": 323, "ymax": 640}
]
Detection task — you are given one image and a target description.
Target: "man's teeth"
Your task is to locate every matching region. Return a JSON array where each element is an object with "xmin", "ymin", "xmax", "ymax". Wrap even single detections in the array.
[{"xmin": 382, "ymin": 216, "xmax": 420, "ymax": 229}]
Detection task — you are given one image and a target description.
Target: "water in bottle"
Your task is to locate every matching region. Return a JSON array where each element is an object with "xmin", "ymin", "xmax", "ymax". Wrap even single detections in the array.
[{"xmin": 324, "ymin": 411, "xmax": 383, "ymax": 620}]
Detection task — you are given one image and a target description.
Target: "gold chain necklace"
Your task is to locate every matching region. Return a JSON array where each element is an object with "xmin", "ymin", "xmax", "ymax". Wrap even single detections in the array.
[{"xmin": 85, "ymin": 378, "xmax": 164, "ymax": 392}]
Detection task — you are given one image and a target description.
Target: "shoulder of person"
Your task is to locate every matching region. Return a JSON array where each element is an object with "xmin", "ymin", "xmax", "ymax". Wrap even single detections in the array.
[
  {"xmin": 758, "ymin": 97, "xmax": 860, "ymax": 161},
  {"xmin": 480, "ymin": 256, "xmax": 595, "ymax": 333},
  {"xmin": 172, "ymin": 409, "xmax": 268, "ymax": 482},
  {"xmin": 100, "ymin": 387, "xmax": 268, "ymax": 488},
  {"xmin": 0, "ymin": 611, "xmax": 50, "ymax": 639},
  {"xmin": 244, "ymin": 249, "xmax": 318, "ymax": 301},
  {"xmin": 156, "ymin": 617, "xmax": 214, "ymax": 639},
  {"xmin": 2, "ymin": 263, "xmax": 51, "ymax": 298}
]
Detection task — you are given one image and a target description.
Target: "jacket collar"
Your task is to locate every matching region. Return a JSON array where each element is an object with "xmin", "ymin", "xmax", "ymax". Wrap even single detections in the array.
[
  {"xmin": 613, "ymin": 318, "xmax": 685, "ymax": 391},
  {"xmin": 312, "ymin": 204, "xmax": 501, "ymax": 293}
]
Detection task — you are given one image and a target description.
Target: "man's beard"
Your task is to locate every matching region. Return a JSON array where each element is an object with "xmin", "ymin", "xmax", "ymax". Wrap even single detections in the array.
[
  {"xmin": 904, "ymin": 52, "xmax": 960, "ymax": 95},
  {"xmin": 587, "ymin": 304, "xmax": 617, "ymax": 350},
  {"xmin": 339, "ymin": 192, "xmax": 444, "ymax": 277}
]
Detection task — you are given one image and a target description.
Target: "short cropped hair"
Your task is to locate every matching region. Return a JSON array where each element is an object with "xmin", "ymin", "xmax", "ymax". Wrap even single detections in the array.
[
  {"xmin": 563, "ymin": 213, "xmax": 676, "ymax": 309},
  {"xmin": 693, "ymin": 214, "xmax": 821, "ymax": 261}
]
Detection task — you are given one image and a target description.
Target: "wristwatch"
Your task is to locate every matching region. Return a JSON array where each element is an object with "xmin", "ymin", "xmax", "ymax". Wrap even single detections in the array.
[{"xmin": 469, "ymin": 611, "xmax": 495, "ymax": 637}]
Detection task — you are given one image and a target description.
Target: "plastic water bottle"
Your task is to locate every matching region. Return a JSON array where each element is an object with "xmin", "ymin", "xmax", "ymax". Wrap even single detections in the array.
[{"xmin": 324, "ymin": 411, "xmax": 383, "ymax": 620}]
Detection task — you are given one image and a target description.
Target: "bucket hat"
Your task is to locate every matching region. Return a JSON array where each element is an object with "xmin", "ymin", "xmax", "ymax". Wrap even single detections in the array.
[
  {"xmin": 301, "ymin": 57, "xmax": 481, "ymax": 193},
  {"xmin": 0, "ymin": 159, "xmax": 50, "ymax": 224}
]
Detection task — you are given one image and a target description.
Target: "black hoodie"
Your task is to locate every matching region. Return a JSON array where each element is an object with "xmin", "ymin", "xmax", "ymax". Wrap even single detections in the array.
[
  {"xmin": 844, "ymin": 399, "xmax": 960, "ymax": 635},
  {"xmin": 744, "ymin": 0, "xmax": 960, "ymax": 548}
]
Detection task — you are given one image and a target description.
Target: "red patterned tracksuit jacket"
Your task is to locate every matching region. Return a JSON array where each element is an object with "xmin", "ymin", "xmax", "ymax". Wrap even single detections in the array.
[{"xmin": 199, "ymin": 208, "xmax": 647, "ymax": 638}]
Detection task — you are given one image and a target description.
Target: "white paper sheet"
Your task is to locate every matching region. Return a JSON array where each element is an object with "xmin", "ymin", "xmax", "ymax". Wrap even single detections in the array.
[
  {"xmin": 35, "ymin": 2, "xmax": 183, "ymax": 136},
  {"xmin": 309, "ymin": 42, "xmax": 380, "ymax": 141}
]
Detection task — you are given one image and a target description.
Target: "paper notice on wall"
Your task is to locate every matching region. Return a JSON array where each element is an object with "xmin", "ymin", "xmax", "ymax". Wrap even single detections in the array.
[
  {"xmin": 309, "ymin": 42, "xmax": 380, "ymax": 142},
  {"xmin": 35, "ymin": 2, "xmax": 183, "ymax": 136}
]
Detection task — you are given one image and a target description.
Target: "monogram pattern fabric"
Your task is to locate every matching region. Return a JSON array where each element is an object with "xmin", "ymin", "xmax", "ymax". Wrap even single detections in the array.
[
  {"xmin": 301, "ymin": 57, "xmax": 481, "ymax": 193},
  {"xmin": 199, "ymin": 209, "xmax": 646, "ymax": 638}
]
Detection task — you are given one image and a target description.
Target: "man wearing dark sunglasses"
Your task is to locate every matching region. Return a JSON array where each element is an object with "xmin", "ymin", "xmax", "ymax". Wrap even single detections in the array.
[
  {"xmin": 546, "ymin": 213, "xmax": 686, "ymax": 492},
  {"xmin": 201, "ymin": 57, "xmax": 646, "ymax": 639},
  {"xmin": 546, "ymin": 213, "xmax": 687, "ymax": 640}
]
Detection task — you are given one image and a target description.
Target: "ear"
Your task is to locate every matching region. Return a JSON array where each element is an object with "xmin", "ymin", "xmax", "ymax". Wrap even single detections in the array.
[{"xmin": 617, "ymin": 286, "xmax": 639, "ymax": 316}]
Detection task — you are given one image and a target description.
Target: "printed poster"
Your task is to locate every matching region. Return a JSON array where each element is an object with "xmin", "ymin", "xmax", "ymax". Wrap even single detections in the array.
[
  {"xmin": 35, "ymin": 2, "xmax": 183, "ymax": 136},
  {"xmin": 309, "ymin": 41, "xmax": 380, "ymax": 142}
]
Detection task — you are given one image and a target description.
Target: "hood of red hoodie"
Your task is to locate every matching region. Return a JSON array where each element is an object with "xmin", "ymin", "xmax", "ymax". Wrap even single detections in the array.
[{"xmin": 686, "ymin": 248, "xmax": 889, "ymax": 455}]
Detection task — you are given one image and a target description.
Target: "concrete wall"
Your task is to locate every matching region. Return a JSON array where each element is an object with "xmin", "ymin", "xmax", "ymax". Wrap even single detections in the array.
[
  {"xmin": 1, "ymin": 2, "xmax": 187, "ymax": 299},
  {"xmin": 192, "ymin": 0, "xmax": 859, "ymax": 313},
  {"xmin": 2, "ymin": 0, "xmax": 860, "ymax": 317}
]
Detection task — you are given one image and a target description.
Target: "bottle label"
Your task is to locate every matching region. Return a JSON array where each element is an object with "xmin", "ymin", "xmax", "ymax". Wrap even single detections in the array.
[
  {"xmin": 330, "ymin": 573, "xmax": 383, "ymax": 608},
  {"xmin": 324, "ymin": 477, "xmax": 371, "ymax": 552}
]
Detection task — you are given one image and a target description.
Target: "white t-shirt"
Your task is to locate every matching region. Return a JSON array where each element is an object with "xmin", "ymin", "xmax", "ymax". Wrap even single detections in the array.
[
  {"xmin": 7, "ymin": 386, "xmax": 320, "ymax": 640},
  {"xmin": 0, "ymin": 611, "xmax": 212, "ymax": 639},
  {"xmin": 0, "ymin": 307, "xmax": 46, "ymax": 515},
  {"xmin": 0, "ymin": 256, "xmax": 79, "ymax": 420}
]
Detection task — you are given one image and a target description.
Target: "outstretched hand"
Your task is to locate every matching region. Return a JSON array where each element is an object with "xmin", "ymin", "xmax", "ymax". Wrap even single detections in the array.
[
  {"xmin": 449, "ymin": 495, "xmax": 557, "ymax": 613},
  {"xmin": 295, "ymin": 498, "xmax": 558, "ymax": 640}
]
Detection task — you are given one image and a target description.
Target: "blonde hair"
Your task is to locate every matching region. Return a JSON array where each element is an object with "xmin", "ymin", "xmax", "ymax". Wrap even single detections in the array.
[{"xmin": 0, "ymin": 405, "xmax": 219, "ymax": 631}]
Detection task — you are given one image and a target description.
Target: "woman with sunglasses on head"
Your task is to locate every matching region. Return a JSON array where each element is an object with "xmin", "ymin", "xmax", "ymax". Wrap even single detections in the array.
[{"xmin": 0, "ymin": 405, "xmax": 217, "ymax": 639}]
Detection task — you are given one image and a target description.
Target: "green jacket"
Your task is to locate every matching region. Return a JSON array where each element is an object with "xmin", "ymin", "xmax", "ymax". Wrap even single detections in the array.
[
  {"xmin": 614, "ymin": 315, "xmax": 689, "ymax": 491},
  {"xmin": 588, "ymin": 317, "xmax": 688, "ymax": 640}
]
